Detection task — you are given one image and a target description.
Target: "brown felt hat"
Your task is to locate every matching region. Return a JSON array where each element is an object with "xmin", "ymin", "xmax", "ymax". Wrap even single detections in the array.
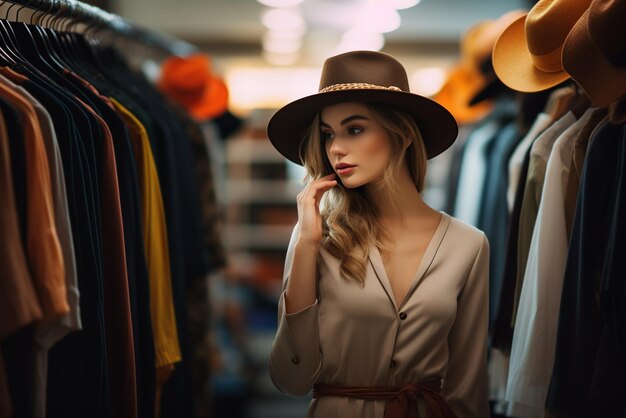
[
  {"xmin": 267, "ymin": 50, "xmax": 458, "ymax": 166},
  {"xmin": 563, "ymin": 0, "xmax": 626, "ymax": 106},
  {"xmin": 492, "ymin": 0, "xmax": 592, "ymax": 93}
]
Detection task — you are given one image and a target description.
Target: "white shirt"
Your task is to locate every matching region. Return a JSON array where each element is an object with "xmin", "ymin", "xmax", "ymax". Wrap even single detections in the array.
[{"xmin": 453, "ymin": 119, "xmax": 500, "ymax": 226}]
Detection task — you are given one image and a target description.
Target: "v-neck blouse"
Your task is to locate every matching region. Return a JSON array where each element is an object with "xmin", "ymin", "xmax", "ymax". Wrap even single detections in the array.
[{"xmin": 270, "ymin": 212, "xmax": 490, "ymax": 418}]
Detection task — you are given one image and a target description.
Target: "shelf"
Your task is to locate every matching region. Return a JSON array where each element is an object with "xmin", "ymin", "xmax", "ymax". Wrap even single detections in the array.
[
  {"xmin": 225, "ymin": 180, "xmax": 302, "ymax": 203},
  {"xmin": 227, "ymin": 138, "xmax": 287, "ymax": 163},
  {"xmin": 223, "ymin": 225, "xmax": 294, "ymax": 250}
]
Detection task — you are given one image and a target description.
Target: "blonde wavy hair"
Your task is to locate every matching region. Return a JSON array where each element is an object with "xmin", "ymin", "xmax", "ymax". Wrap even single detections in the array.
[{"xmin": 300, "ymin": 103, "xmax": 428, "ymax": 284}]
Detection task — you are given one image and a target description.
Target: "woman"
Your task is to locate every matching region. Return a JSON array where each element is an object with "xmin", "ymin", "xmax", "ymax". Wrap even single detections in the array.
[{"xmin": 266, "ymin": 51, "xmax": 489, "ymax": 418}]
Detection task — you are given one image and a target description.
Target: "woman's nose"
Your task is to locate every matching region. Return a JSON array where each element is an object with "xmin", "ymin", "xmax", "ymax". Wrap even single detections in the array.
[{"xmin": 328, "ymin": 139, "xmax": 347, "ymax": 156}]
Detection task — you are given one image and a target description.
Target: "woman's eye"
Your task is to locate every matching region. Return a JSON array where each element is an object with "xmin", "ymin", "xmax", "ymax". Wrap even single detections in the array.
[
  {"xmin": 321, "ymin": 131, "xmax": 334, "ymax": 141},
  {"xmin": 348, "ymin": 126, "xmax": 363, "ymax": 136}
]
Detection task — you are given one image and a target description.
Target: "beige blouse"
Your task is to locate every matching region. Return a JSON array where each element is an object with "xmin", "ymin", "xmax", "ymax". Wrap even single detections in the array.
[{"xmin": 269, "ymin": 211, "xmax": 490, "ymax": 418}]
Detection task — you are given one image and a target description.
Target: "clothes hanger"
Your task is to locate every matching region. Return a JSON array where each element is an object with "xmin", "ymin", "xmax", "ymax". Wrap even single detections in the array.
[
  {"xmin": 0, "ymin": 1, "xmax": 17, "ymax": 65},
  {"xmin": 41, "ymin": 0, "xmax": 72, "ymax": 67},
  {"xmin": 10, "ymin": 0, "xmax": 57, "ymax": 70},
  {"xmin": 0, "ymin": 1, "xmax": 26, "ymax": 64},
  {"xmin": 61, "ymin": 3, "xmax": 92, "ymax": 69}
]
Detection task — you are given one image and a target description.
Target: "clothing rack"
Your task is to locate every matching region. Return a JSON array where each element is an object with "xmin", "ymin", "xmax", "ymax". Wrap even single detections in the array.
[{"xmin": 2, "ymin": 0, "xmax": 197, "ymax": 56}]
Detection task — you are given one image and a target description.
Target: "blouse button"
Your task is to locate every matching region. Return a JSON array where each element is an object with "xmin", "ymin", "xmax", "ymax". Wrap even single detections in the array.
[
  {"xmin": 291, "ymin": 356, "xmax": 300, "ymax": 365},
  {"xmin": 399, "ymin": 312, "xmax": 407, "ymax": 320}
]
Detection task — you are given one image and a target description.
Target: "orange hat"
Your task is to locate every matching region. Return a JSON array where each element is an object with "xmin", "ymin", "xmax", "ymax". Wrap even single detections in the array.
[
  {"xmin": 158, "ymin": 54, "xmax": 229, "ymax": 120},
  {"xmin": 434, "ymin": 21, "xmax": 494, "ymax": 124},
  {"xmin": 492, "ymin": 0, "xmax": 592, "ymax": 93},
  {"xmin": 434, "ymin": 10, "xmax": 525, "ymax": 124}
]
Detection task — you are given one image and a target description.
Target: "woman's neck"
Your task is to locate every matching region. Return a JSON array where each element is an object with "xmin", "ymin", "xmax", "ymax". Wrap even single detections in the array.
[{"xmin": 365, "ymin": 164, "xmax": 432, "ymax": 226}]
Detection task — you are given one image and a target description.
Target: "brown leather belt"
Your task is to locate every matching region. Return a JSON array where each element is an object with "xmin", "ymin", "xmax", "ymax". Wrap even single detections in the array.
[{"xmin": 312, "ymin": 380, "xmax": 457, "ymax": 418}]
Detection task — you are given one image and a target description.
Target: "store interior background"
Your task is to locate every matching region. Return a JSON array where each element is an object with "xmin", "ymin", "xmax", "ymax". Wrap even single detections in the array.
[{"xmin": 95, "ymin": 0, "xmax": 530, "ymax": 416}]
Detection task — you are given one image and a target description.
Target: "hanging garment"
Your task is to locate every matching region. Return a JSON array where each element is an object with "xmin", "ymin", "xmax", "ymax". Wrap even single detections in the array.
[
  {"xmin": 512, "ymin": 112, "xmax": 576, "ymax": 324},
  {"xmin": 0, "ymin": 101, "xmax": 42, "ymax": 344},
  {"xmin": 65, "ymin": 69, "xmax": 157, "ymax": 418},
  {"xmin": 506, "ymin": 108, "xmax": 605, "ymax": 418},
  {"xmin": 547, "ymin": 118, "xmax": 626, "ymax": 418},
  {"xmin": 490, "ymin": 111, "xmax": 555, "ymax": 349},
  {"xmin": 477, "ymin": 121, "xmax": 520, "ymax": 329},
  {"xmin": 0, "ymin": 103, "xmax": 43, "ymax": 418},
  {"xmin": 0, "ymin": 77, "xmax": 67, "ymax": 325},
  {"xmin": 0, "ymin": 74, "xmax": 84, "ymax": 418},
  {"xmin": 507, "ymin": 113, "xmax": 553, "ymax": 212},
  {"xmin": 110, "ymin": 99, "xmax": 182, "ymax": 416},
  {"xmin": 0, "ymin": 13, "xmax": 219, "ymax": 418},
  {"xmin": 453, "ymin": 101, "xmax": 515, "ymax": 226},
  {"xmin": 0, "ymin": 64, "xmax": 111, "ymax": 418}
]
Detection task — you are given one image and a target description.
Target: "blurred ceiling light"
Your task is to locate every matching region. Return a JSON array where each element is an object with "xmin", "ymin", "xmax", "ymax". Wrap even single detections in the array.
[
  {"xmin": 226, "ymin": 67, "xmax": 319, "ymax": 112},
  {"xmin": 261, "ymin": 8, "xmax": 306, "ymax": 32},
  {"xmin": 355, "ymin": 4, "xmax": 401, "ymax": 33},
  {"xmin": 410, "ymin": 67, "xmax": 447, "ymax": 97},
  {"xmin": 262, "ymin": 50, "xmax": 301, "ymax": 66},
  {"xmin": 335, "ymin": 29, "xmax": 385, "ymax": 54},
  {"xmin": 258, "ymin": 0, "xmax": 304, "ymax": 7},
  {"xmin": 263, "ymin": 33, "xmax": 302, "ymax": 54},
  {"xmin": 265, "ymin": 26, "xmax": 306, "ymax": 40}
]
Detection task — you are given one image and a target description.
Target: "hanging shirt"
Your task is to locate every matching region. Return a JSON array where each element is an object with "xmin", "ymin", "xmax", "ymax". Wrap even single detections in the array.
[
  {"xmin": 0, "ymin": 105, "xmax": 42, "ymax": 339},
  {"xmin": 506, "ymin": 108, "xmax": 604, "ymax": 418},
  {"xmin": 0, "ymin": 74, "xmax": 85, "ymax": 418},
  {"xmin": 76, "ymin": 96, "xmax": 139, "ymax": 418},
  {"xmin": 270, "ymin": 212, "xmax": 490, "ymax": 418},
  {"xmin": 0, "ymin": 105, "xmax": 43, "ymax": 418},
  {"xmin": 453, "ymin": 120, "xmax": 500, "ymax": 226},
  {"xmin": 512, "ymin": 112, "xmax": 576, "ymax": 324},
  {"xmin": 64, "ymin": 69, "xmax": 157, "ymax": 418},
  {"xmin": 110, "ymin": 99, "xmax": 181, "ymax": 392},
  {"xmin": 0, "ymin": 81, "xmax": 67, "ymax": 323},
  {"xmin": 547, "ymin": 118, "xmax": 625, "ymax": 418},
  {"xmin": 507, "ymin": 113, "xmax": 553, "ymax": 212}
]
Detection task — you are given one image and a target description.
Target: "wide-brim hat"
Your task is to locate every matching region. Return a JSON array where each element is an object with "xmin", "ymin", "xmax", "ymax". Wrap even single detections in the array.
[
  {"xmin": 433, "ymin": 21, "xmax": 495, "ymax": 124},
  {"xmin": 158, "ymin": 54, "xmax": 229, "ymax": 120},
  {"xmin": 465, "ymin": 10, "xmax": 526, "ymax": 105},
  {"xmin": 267, "ymin": 51, "xmax": 458, "ymax": 166},
  {"xmin": 588, "ymin": 0, "xmax": 626, "ymax": 68},
  {"xmin": 434, "ymin": 65, "xmax": 493, "ymax": 124},
  {"xmin": 492, "ymin": 0, "xmax": 592, "ymax": 93},
  {"xmin": 563, "ymin": 5, "xmax": 626, "ymax": 107}
]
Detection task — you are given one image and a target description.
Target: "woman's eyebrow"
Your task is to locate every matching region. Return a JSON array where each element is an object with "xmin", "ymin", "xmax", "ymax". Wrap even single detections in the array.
[{"xmin": 320, "ymin": 114, "xmax": 370, "ymax": 128}]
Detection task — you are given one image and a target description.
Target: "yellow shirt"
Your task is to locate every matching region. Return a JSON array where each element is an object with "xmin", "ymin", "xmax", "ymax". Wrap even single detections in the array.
[{"xmin": 111, "ymin": 99, "xmax": 181, "ymax": 368}]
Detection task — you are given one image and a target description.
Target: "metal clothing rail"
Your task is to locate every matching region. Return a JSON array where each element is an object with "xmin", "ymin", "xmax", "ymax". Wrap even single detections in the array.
[{"xmin": 2, "ymin": 0, "xmax": 197, "ymax": 55}]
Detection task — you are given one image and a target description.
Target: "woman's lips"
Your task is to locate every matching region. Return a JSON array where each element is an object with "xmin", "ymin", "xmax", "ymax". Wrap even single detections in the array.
[{"xmin": 335, "ymin": 164, "xmax": 356, "ymax": 175}]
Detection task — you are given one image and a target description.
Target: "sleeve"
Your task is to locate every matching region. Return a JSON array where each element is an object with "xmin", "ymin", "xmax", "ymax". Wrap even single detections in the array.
[
  {"xmin": 443, "ymin": 233, "xmax": 490, "ymax": 418},
  {"xmin": 268, "ymin": 223, "xmax": 323, "ymax": 396}
]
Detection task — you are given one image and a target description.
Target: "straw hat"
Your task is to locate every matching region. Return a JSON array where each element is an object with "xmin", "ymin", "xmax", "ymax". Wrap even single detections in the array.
[
  {"xmin": 158, "ymin": 54, "xmax": 229, "ymax": 120},
  {"xmin": 492, "ymin": 0, "xmax": 592, "ymax": 92},
  {"xmin": 465, "ymin": 10, "xmax": 527, "ymax": 105},
  {"xmin": 563, "ymin": 1, "xmax": 626, "ymax": 106},
  {"xmin": 267, "ymin": 51, "xmax": 457, "ymax": 166}
]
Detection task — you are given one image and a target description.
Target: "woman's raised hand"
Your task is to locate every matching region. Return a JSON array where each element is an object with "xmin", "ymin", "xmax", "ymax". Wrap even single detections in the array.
[{"xmin": 296, "ymin": 173, "xmax": 337, "ymax": 246}]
